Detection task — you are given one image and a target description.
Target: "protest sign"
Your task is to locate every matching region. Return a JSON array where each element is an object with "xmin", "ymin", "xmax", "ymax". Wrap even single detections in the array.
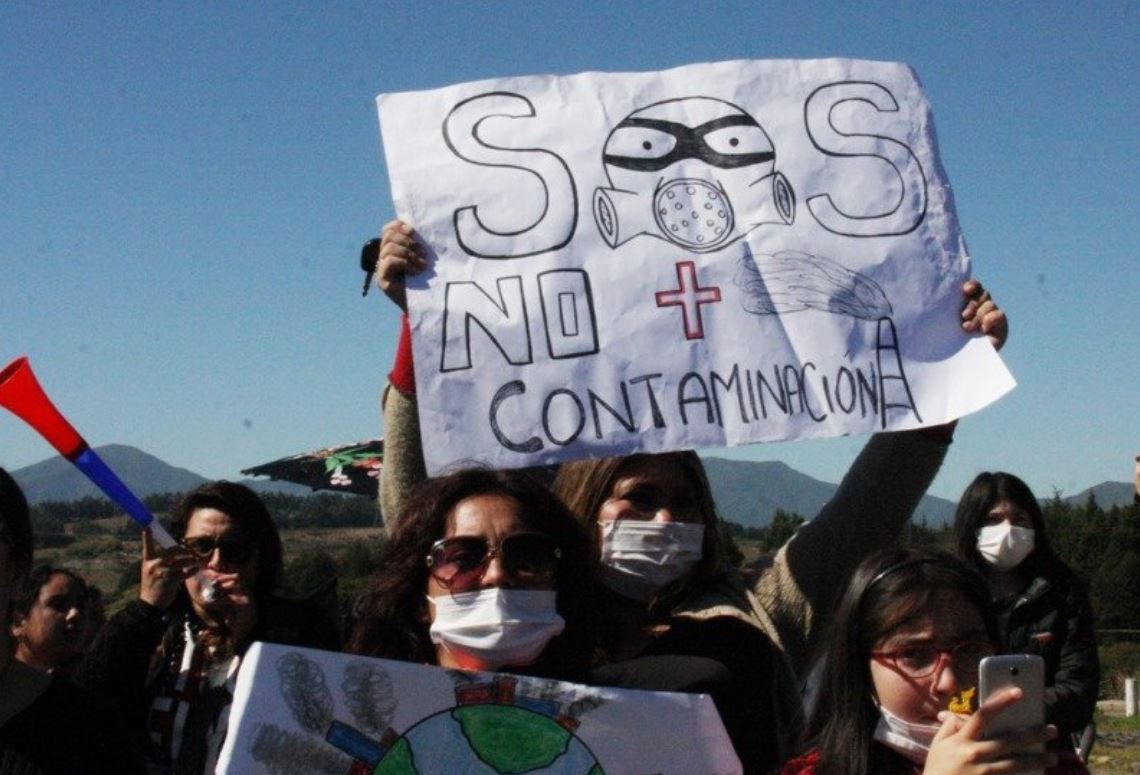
[
  {"xmin": 378, "ymin": 59, "xmax": 1015, "ymax": 474},
  {"xmin": 217, "ymin": 642, "xmax": 741, "ymax": 774}
]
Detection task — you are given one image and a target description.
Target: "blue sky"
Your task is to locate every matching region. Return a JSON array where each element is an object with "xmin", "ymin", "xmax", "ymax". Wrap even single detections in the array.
[{"xmin": 1, "ymin": 2, "xmax": 1136, "ymax": 502}]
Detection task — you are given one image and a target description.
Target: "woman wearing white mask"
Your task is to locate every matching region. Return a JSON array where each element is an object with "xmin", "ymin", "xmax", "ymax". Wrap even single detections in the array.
[
  {"xmin": 347, "ymin": 468, "xmax": 599, "ymax": 680},
  {"xmin": 951, "ymin": 472, "xmax": 1098, "ymax": 751},
  {"xmin": 556, "ymin": 450, "xmax": 789, "ymax": 772}
]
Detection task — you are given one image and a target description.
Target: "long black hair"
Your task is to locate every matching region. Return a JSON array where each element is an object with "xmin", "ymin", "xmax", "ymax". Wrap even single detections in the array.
[
  {"xmin": 803, "ymin": 549, "xmax": 997, "ymax": 775},
  {"xmin": 951, "ymin": 471, "xmax": 1087, "ymax": 609}
]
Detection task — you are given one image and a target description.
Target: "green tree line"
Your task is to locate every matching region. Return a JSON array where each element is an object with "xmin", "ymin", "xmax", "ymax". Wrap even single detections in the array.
[
  {"xmin": 31, "ymin": 490, "xmax": 1139, "ymax": 627},
  {"xmin": 29, "ymin": 488, "xmax": 1140, "ymax": 693}
]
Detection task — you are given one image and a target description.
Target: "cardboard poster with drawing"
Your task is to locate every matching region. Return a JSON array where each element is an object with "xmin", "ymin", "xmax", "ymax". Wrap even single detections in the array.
[
  {"xmin": 377, "ymin": 58, "xmax": 1015, "ymax": 475},
  {"xmin": 216, "ymin": 642, "xmax": 741, "ymax": 774}
]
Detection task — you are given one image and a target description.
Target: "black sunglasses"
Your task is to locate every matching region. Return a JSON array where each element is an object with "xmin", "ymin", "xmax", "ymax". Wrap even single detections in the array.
[
  {"xmin": 182, "ymin": 536, "xmax": 255, "ymax": 564},
  {"xmin": 425, "ymin": 533, "xmax": 561, "ymax": 592}
]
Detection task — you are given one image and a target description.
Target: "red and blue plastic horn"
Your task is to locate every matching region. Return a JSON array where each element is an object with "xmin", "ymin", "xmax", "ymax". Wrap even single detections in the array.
[{"xmin": 0, "ymin": 356, "xmax": 216, "ymax": 599}]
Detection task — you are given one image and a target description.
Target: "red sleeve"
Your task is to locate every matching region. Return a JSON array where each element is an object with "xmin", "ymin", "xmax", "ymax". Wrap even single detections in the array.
[
  {"xmin": 778, "ymin": 750, "xmax": 819, "ymax": 775},
  {"xmin": 388, "ymin": 313, "xmax": 415, "ymax": 396}
]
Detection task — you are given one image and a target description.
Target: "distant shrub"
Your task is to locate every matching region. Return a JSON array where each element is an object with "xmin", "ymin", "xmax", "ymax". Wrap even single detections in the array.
[
  {"xmin": 339, "ymin": 542, "xmax": 383, "ymax": 579},
  {"xmin": 1100, "ymin": 641, "xmax": 1140, "ymax": 699},
  {"xmin": 68, "ymin": 536, "xmax": 122, "ymax": 559},
  {"xmin": 34, "ymin": 532, "xmax": 74, "ymax": 549},
  {"xmin": 283, "ymin": 549, "xmax": 339, "ymax": 598}
]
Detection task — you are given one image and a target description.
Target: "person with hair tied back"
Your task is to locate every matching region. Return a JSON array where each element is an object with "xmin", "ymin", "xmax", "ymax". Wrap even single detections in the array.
[
  {"xmin": 951, "ymin": 472, "xmax": 1099, "ymax": 754},
  {"xmin": 0, "ymin": 468, "xmax": 142, "ymax": 774},
  {"xmin": 373, "ymin": 220, "xmax": 1010, "ymax": 773},
  {"xmin": 75, "ymin": 480, "xmax": 339, "ymax": 775},
  {"xmin": 9, "ymin": 565, "xmax": 89, "ymax": 675}
]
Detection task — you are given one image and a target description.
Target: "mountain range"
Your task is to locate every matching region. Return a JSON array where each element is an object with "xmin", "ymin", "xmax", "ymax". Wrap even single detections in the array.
[
  {"xmin": 10, "ymin": 444, "xmax": 312, "ymax": 503},
  {"xmin": 8, "ymin": 444, "xmax": 1133, "ymax": 528}
]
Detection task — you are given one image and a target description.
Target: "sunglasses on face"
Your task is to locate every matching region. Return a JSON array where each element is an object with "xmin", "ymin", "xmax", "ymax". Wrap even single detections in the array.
[
  {"xmin": 181, "ymin": 536, "xmax": 255, "ymax": 564},
  {"xmin": 425, "ymin": 533, "xmax": 561, "ymax": 592},
  {"xmin": 871, "ymin": 640, "xmax": 996, "ymax": 679}
]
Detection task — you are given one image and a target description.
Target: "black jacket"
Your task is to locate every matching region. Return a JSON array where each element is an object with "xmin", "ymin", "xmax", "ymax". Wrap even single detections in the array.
[
  {"xmin": 75, "ymin": 595, "xmax": 339, "ymax": 772},
  {"xmin": 0, "ymin": 675, "xmax": 144, "ymax": 775},
  {"xmin": 995, "ymin": 573, "xmax": 1099, "ymax": 736},
  {"xmin": 588, "ymin": 616, "xmax": 780, "ymax": 775}
]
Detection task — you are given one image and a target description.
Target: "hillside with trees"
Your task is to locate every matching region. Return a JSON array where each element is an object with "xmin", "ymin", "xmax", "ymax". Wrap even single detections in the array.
[{"xmin": 27, "ymin": 488, "xmax": 1140, "ymax": 697}]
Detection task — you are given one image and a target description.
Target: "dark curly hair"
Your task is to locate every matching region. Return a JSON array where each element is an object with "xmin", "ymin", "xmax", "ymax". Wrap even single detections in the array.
[{"xmin": 347, "ymin": 467, "xmax": 600, "ymax": 680}]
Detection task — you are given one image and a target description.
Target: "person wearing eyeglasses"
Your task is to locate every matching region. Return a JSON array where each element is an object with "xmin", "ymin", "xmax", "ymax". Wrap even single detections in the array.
[
  {"xmin": 74, "ymin": 481, "xmax": 339, "ymax": 774},
  {"xmin": 780, "ymin": 549, "xmax": 1066, "ymax": 775},
  {"xmin": 347, "ymin": 468, "xmax": 599, "ymax": 680}
]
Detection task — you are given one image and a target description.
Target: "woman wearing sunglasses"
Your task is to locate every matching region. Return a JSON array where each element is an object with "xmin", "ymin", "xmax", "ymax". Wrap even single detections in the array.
[
  {"xmin": 74, "ymin": 481, "xmax": 339, "ymax": 774},
  {"xmin": 348, "ymin": 468, "xmax": 599, "ymax": 680},
  {"xmin": 780, "ymin": 549, "xmax": 1075, "ymax": 775}
]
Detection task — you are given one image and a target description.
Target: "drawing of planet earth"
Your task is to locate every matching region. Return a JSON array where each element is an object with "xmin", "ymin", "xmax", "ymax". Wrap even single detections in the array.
[{"xmin": 373, "ymin": 705, "xmax": 603, "ymax": 774}]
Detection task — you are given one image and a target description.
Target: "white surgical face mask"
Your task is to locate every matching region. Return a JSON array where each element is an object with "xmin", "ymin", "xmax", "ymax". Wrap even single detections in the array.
[
  {"xmin": 598, "ymin": 520, "xmax": 705, "ymax": 603},
  {"xmin": 976, "ymin": 523, "xmax": 1035, "ymax": 571},
  {"xmin": 427, "ymin": 588, "xmax": 565, "ymax": 672},
  {"xmin": 873, "ymin": 705, "xmax": 942, "ymax": 764}
]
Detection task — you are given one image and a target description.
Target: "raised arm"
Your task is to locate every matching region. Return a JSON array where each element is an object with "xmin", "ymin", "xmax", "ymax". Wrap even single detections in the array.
[
  {"xmin": 755, "ymin": 426, "xmax": 953, "ymax": 676},
  {"xmin": 376, "ymin": 220, "xmax": 429, "ymax": 529},
  {"xmin": 754, "ymin": 279, "xmax": 1009, "ymax": 677}
]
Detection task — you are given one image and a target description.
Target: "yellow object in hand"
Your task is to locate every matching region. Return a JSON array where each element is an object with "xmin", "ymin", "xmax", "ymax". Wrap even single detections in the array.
[{"xmin": 947, "ymin": 686, "xmax": 977, "ymax": 713}]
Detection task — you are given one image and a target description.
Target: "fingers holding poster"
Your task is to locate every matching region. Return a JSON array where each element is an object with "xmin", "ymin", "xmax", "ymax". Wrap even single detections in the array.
[{"xmin": 377, "ymin": 58, "xmax": 1015, "ymax": 475}]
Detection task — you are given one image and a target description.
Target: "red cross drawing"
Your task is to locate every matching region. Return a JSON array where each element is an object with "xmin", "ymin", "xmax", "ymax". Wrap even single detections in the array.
[{"xmin": 655, "ymin": 261, "xmax": 722, "ymax": 340}]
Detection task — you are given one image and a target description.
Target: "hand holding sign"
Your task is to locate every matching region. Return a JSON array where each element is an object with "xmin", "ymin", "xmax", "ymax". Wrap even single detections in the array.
[
  {"xmin": 960, "ymin": 280, "xmax": 1008, "ymax": 351},
  {"xmin": 377, "ymin": 59, "xmax": 1016, "ymax": 474},
  {"xmin": 377, "ymin": 219, "xmax": 427, "ymax": 312}
]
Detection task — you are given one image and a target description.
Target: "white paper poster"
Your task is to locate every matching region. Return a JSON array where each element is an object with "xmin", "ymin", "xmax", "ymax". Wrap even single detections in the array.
[
  {"xmin": 217, "ymin": 642, "xmax": 741, "ymax": 774},
  {"xmin": 378, "ymin": 59, "xmax": 1014, "ymax": 474}
]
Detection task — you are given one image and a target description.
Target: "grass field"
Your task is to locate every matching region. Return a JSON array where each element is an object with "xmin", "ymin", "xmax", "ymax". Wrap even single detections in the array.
[{"xmin": 1089, "ymin": 714, "xmax": 1140, "ymax": 774}]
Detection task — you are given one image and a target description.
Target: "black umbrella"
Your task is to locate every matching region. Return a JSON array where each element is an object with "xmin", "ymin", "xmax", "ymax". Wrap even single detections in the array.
[{"xmin": 242, "ymin": 439, "xmax": 383, "ymax": 497}]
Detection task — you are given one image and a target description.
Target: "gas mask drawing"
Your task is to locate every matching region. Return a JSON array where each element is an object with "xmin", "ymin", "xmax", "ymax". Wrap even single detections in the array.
[{"xmin": 593, "ymin": 97, "xmax": 795, "ymax": 253}]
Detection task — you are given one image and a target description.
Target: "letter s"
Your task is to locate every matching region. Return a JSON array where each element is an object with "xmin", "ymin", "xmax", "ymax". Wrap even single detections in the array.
[
  {"xmin": 804, "ymin": 81, "xmax": 928, "ymax": 237},
  {"xmin": 443, "ymin": 92, "xmax": 578, "ymax": 258}
]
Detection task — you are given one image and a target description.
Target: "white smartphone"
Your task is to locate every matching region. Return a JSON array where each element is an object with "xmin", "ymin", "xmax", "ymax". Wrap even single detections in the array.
[{"xmin": 978, "ymin": 654, "xmax": 1046, "ymax": 773}]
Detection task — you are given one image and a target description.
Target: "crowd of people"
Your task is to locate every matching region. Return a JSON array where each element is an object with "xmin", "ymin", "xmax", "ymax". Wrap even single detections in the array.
[{"xmin": 0, "ymin": 219, "xmax": 1108, "ymax": 774}]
